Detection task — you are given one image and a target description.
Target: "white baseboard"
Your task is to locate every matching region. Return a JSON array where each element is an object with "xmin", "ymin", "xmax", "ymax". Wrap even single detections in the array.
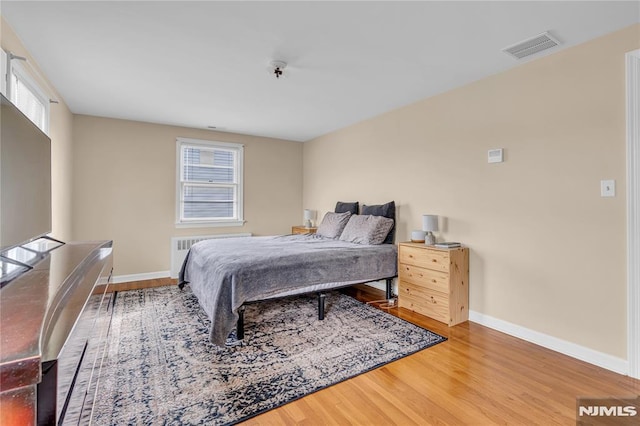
[
  {"xmin": 111, "ymin": 270, "xmax": 171, "ymax": 284},
  {"xmin": 469, "ymin": 310, "xmax": 629, "ymax": 375}
]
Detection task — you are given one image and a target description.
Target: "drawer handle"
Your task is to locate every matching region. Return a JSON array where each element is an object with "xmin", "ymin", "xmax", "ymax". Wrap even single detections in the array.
[
  {"xmin": 431, "ymin": 259, "xmax": 437, "ymax": 262},
  {"xmin": 432, "ymin": 279, "xmax": 437, "ymax": 283}
]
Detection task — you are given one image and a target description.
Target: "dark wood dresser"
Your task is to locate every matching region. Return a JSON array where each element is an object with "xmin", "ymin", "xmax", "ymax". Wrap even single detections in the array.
[{"xmin": 0, "ymin": 240, "xmax": 113, "ymax": 425}]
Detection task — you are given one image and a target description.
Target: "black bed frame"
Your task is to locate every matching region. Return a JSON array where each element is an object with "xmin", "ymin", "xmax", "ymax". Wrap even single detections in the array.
[{"xmin": 235, "ymin": 277, "xmax": 395, "ymax": 340}]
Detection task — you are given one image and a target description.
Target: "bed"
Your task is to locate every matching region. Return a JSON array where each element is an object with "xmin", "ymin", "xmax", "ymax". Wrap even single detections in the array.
[{"xmin": 179, "ymin": 201, "xmax": 398, "ymax": 346}]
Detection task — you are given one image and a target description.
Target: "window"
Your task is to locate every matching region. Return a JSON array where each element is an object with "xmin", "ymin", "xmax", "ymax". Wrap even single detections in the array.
[
  {"xmin": 176, "ymin": 138, "xmax": 244, "ymax": 227},
  {"xmin": 1, "ymin": 50, "xmax": 7, "ymax": 96},
  {"xmin": 1, "ymin": 49, "xmax": 49, "ymax": 134}
]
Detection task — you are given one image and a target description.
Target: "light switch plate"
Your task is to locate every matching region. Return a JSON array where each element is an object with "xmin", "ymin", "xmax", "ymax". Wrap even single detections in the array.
[{"xmin": 601, "ymin": 179, "xmax": 615, "ymax": 197}]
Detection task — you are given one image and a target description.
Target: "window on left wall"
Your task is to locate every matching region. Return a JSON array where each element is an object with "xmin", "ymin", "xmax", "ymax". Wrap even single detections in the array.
[
  {"xmin": 1, "ymin": 49, "xmax": 50, "ymax": 134},
  {"xmin": 176, "ymin": 137, "xmax": 245, "ymax": 228}
]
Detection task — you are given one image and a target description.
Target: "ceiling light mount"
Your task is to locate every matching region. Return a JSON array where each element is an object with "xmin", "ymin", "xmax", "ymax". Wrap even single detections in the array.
[{"xmin": 269, "ymin": 60, "xmax": 287, "ymax": 79}]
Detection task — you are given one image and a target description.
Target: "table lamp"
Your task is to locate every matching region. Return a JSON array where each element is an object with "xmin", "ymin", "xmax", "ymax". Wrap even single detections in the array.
[
  {"xmin": 422, "ymin": 214, "xmax": 439, "ymax": 245},
  {"xmin": 304, "ymin": 209, "xmax": 315, "ymax": 228}
]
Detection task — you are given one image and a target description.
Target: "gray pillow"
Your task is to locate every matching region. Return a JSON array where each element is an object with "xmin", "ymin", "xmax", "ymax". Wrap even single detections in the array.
[
  {"xmin": 361, "ymin": 201, "xmax": 395, "ymax": 244},
  {"xmin": 335, "ymin": 201, "xmax": 359, "ymax": 215},
  {"xmin": 316, "ymin": 211, "xmax": 352, "ymax": 239},
  {"xmin": 339, "ymin": 214, "xmax": 394, "ymax": 245}
]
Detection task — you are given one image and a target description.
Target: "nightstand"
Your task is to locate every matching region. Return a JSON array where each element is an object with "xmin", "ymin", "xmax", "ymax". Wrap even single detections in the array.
[
  {"xmin": 292, "ymin": 226, "xmax": 317, "ymax": 235},
  {"xmin": 397, "ymin": 242, "xmax": 469, "ymax": 326}
]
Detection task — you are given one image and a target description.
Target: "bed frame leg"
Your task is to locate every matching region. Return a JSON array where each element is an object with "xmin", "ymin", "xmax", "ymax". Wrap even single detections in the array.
[
  {"xmin": 318, "ymin": 293, "xmax": 326, "ymax": 320},
  {"xmin": 237, "ymin": 306, "xmax": 245, "ymax": 340},
  {"xmin": 385, "ymin": 278, "xmax": 393, "ymax": 300}
]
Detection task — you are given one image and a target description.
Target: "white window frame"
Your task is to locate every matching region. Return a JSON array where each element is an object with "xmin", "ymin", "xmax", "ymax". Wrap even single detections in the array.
[
  {"xmin": 1, "ymin": 49, "xmax": 7, "ymax": 96},
  {"xmin": 2, "ymin": 51, "xmax": 50, "ymax": 134},
  {"xmin": 176, "ymin": 137, "xmax": 244, "ymax": 228}
]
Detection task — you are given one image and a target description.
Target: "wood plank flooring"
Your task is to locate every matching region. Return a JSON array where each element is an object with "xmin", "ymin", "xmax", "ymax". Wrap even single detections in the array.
[
  {"xmin": 117, "ymin": 280, "xmax": 639, "ymax": 425},
  {"xmin": 106, "ymin": 277, "xmax": 175, "ymax": 293},
  {"xmin": 250, "ymin": 285, "xmax": 639, "ymax": 425}
]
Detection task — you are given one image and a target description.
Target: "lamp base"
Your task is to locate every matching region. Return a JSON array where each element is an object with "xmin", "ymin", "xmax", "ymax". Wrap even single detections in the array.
[
  {"xmin": 424, "ymin": 232, "xmax": 436, "ymax": 245},
  {"xmin": 304, "ymin": 219, "xmax": 312, "ymax": 228}
]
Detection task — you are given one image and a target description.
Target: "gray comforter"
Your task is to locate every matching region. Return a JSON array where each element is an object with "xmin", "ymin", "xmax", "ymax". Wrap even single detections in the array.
[{"xmin": 179, "ymin": 234, "xmax": 397, "ymax": 345}]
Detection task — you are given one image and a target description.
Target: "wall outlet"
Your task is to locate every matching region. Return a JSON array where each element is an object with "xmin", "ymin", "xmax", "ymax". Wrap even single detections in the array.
[{"xmin": 601, "ymin": 179, "xmax": 615, "ymax": 197}]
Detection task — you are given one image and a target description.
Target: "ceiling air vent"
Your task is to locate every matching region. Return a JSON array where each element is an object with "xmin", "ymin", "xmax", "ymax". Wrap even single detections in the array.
[{"xmin": 502, "ymin": 31, "xmax": 560, "ymax": 60}]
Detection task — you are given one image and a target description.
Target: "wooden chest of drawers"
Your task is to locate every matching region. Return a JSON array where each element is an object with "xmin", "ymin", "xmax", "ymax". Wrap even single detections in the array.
[{"xmin": 398, "ymin": 242, "xmax": 469, "ymax": 326}]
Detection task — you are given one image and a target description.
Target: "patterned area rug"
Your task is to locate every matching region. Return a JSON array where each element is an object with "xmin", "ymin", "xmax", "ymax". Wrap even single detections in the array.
[{"xmin": 93, "ymin": 285, "xmax": 446, "ymax": 425}]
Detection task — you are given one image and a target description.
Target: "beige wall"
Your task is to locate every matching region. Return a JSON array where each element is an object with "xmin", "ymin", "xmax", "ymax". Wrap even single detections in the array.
[
  {"xmin": 72, "ymin": 116, "xmax": 302, "ymax": 276},
  {"xmin": 1, "ymin": 17, "xmax": 75, "ymax": 241},
  {"xmin": 303, "ymin": 24, "xmax": 640, "ymax": 359}
]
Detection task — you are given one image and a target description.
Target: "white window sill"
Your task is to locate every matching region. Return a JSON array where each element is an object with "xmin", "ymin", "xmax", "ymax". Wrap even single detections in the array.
[{"xmin": 175, "ymin": 220, "xmax": 245, "ymax": 229}]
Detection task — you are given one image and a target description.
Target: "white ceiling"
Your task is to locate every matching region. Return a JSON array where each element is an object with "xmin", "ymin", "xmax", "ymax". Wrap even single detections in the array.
[{"xmin": 2, "ymin": 1, "xmax": 639, "ymax": 142}]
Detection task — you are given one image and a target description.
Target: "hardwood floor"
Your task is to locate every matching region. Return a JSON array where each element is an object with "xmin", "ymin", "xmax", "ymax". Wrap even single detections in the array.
[
  {"xmin": 117, "ymin": 280, "xmax": 639, "ymax": 425},
  {"xmin": 106, "ymin": 277, "xmax": 176, "ymax": 292},
  {"xmin": 247, "ymin": 285, "xmax": 639, "ymax": 425}
]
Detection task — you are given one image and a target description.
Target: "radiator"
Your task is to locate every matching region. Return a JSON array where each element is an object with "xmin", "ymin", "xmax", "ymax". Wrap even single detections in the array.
[{"xmin": 170, "ymin": 233, "xmax": 251, "ymax": 278}]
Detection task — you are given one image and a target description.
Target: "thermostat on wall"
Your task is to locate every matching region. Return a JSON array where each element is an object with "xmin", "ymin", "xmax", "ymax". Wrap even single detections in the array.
[{"xmin": 488, "ymin": 148, "xmax": 504, "ymax": 163}]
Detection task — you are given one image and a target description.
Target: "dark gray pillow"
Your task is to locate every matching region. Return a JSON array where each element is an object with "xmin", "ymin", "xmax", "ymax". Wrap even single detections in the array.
[
  {"xmin": 361, "ymin": 201, "xmax": 395, "ymax": 244},
  {"xmin": 339, "ymin": 214, "xmax": 395, "ymax": 245},
  {"xmin": 316, "ymin": 211, "xmax": 352, "ymax": 239},
  {"xmin": 335, "ymin": 201, "xmax": 359, "ymax": 215}
]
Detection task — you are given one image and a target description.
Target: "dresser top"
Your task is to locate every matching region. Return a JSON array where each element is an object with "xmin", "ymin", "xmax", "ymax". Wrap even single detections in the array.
[
  {"xmin": 399, "ymin": 241, "xmax": 467, "ymax": 251},
  {"xmin": 0, "ymin": 240, "xmax": 112, "ymax": 391}
]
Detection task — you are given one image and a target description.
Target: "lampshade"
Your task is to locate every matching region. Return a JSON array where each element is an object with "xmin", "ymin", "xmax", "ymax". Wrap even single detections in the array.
[
  {"xmin": 422, "ymin": 215, "xmax": 439, "ymax": 232},
  {"xmin": 303, "ymin": 209, "xmax": 314, "ymax": 221}
]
